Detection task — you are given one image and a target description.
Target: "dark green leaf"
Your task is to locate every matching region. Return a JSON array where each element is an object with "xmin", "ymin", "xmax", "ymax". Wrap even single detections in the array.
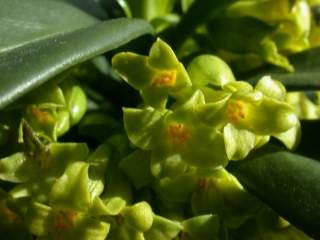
[
  {"xmin": 296, "ymin": 120, "xmax": 320, "ymax": 159},
  {"xmin": 0, "ymin": 18, "xmax": 154, "ymax": 109},
  {"xmin": 0, "ymin": 0, "xmax": 97, "ymax": 53},
  {"xmin": 206, "ymin": 17, "xmax": 274, "ymax": 53},
  {"xmin": 228, "ymin": 149, "xmax": 320, "ymax": 239},
  {"xmin": 244, "ymin": 47, "xmax": 320, "ymax": 90},
  {"xmin": 169, "ymin": 0, "xmax": 238, "ymax": 48},
  {"xmin": 58, "ymin": 0, "xmax": 108, "ymax": 19}
]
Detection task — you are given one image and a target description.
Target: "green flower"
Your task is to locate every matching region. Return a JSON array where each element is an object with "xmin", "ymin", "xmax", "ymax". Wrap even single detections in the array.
[
  {"xmin": 191, "ymin": 168, "xmax": 263, "ymax": 228},
  {"xmin": 112, "ymin": 38, "xmax": 191, "ymax": 108},
  {"xmin": 195, "ymin": 76, "xmax": 299, "ymax": 159},
  {"xmin": 123, "ymin": 91, "xmax": 228, "ymax": 176},
  {"xmin": 25, "ymin": 201, "xmax": 110, "ymax": 240},
  {"xmin": 226, "ymin": 0, "xmax": 311, "ymax": 70},
  {"xmin": 16, "ymin": 80, "xmax": 87, "ymax": 142}
]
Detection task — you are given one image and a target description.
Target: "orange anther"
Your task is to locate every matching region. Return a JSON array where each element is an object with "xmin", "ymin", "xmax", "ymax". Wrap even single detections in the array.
[
  {"xmin": 167, "ymin": 122, "xmax": 190, "ymax": 145},
  {"xmin": 226, "ymin": 100, "xmax": 246, "ymax": 123},
  {"xmin": 29, "ymin": 106, "xmax": 54, "ymax": 124},
  {"xmin": 54, "ymin": 210, "xmax": 77, "ymax": 231},
  {"xmin": 152, "ymin": 71, "xmax": 176, "ymax": 87},
  {"xmin": 3, "ymin": 207, "xmax": 18, "ymax": 222}
]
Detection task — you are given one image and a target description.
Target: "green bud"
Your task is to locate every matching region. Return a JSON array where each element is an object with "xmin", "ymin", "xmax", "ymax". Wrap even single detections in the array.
[
  {"xmin": 187, "ymin": 55, "xmax": 235, "ymax": 87},
  {"xmin": 56, "ymin": 109, "xmax": 71, "ymax": 137},
  {"xmin": 62, "ymin": 83, "xmax": 87, "ymax": 126}
]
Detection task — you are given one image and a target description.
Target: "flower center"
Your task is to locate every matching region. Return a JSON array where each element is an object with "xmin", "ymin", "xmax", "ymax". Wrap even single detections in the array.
[
  {"xmin": 152, "ymin": 70, "xmax": 176, "ymax": 87},
  {"xmin": 226, "ymin": 100, "xmax": 246, "ymax": 123},
  {"xmin": 167, "ymin": 122, "xmax": 190, "ymax": 145},
  {"xmin": 54, "ymin": 210, "xmax": 78, "ymax": 231},
  {"xmin": 28, "ymin": 106, "xmax": 54, "ymax": 124}
]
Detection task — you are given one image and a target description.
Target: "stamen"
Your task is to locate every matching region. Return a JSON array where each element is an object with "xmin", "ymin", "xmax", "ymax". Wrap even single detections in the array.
[
  {"xmin": 152, "ymin": 71, "xmax": 176, "ymax": 87},
  {"xmin": 167, "ymin": 122, "xmax": 190, "ymax": 145},
  {"xmin": 226, "ymin": 100, "xmax": 246, "ymax": 123},
  {"xmin": 28, "ymin": 106, "xmax": 54, "ymax": 123},
  {"xmin": 54, "ymin": 210, "xmax": 77, "ymax": 231}
]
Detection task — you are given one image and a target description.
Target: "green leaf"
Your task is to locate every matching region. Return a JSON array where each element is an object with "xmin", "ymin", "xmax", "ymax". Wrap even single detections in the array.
[
  {"xmin": 0, "ymin": 0, "xmax": 97, "ymax": 53},
  {"xmin": 175, "ymin": 0, "xmax": 238, "ymax": 45},
  {"xmin": 207, "ymin": 17, "xmax": 274, "ymax": 54},
  {"xmin": 0, "ymin": 18, "xmax": 154, "ymax": 109},
  {"xmin": 228, "ymin": 149, "xmax": 320, "ymax": 239},
  {"xmin": 244, "ymin": 47, "xmax": 320, "ymax": 90}
]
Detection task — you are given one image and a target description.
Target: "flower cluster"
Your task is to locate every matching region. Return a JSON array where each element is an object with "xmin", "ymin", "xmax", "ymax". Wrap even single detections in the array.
[{"xmin": 110, "ymin": 39, "xmax": 304, "ymax": 239}]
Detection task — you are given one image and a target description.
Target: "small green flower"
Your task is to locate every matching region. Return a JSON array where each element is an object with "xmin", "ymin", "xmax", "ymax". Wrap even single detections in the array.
[
  {"xmin": 195, "ymin": 76, "xmax": 299, "ymax": 159},
  {"xmin": 25, "ymin": 201, "xmax": 110, "ymax": 240},
  {"xmin": 191, "ymin": 168, "xmax": 263, "ymax": 229},
  {"xmin": 226, "ymin": 0, "xmax": 311, "ymax": 70},
  {"xmin": 124, "ymin": 91, "xmax": 228, "ymax": 174},
  {"xmin": 112, "ymin": 38, "xmax": 191, "ymax": 108}
]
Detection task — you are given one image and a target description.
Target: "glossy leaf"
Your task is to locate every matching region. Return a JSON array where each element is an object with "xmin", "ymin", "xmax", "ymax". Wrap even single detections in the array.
[
  {"xmin": 228, "ymin": 149, "xmax": 320, "ymax": 239},
  {"xmin": 0, "ymin": 0, "xmax": 97, "ymax": 53},
  {"xmin": 0, "ymin": 18, "xmax": 154, "ymax": 109}
]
